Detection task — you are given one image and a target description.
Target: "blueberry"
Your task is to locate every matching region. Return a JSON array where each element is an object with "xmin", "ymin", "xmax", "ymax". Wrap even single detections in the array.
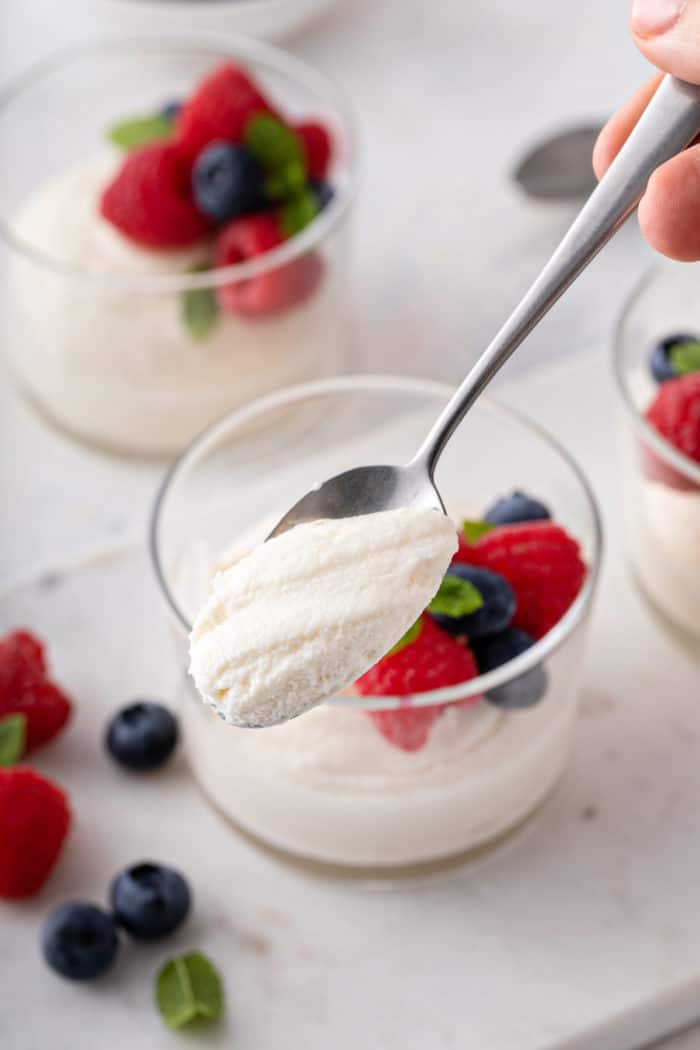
[
  {"xmin": 110, "ymin": 862, "xmax": 191, "ymax": 940},
  {"xmin": 192, "ymin": 143, "xmax": 266, "ymax": 223},
  {"xmin": 42, "ymin": 902, "xmax": 119, "ymax": 981},
  {"xmin": 431, "ymin": 564, "xmax": 515, "ymax": 640},
  {"xmin": 308, "ymin": 179, "xmax": 334, "ymax": 212},
  {"xmin": 106, "ymin": 701, "xmax": 178, "ymax": 772},
  {"xmin": 473, "ymin": 628, "xmax": 548, "ymax": 709},
  {"xmin": 649, "ymin": 333, "xmax": 699, "ymax": 383},
  {"xmin": 160, "ymin": 100, "xmax": 182, "ymax": 122},
  {"xmin": 483, "ymin": 490, "xmax": 551, "ymax": 526}
]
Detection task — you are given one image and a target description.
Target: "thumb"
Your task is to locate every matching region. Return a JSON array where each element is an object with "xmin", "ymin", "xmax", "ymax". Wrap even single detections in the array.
[{"xmin": 631, "ymin": 0, "xmax": 700, "ymax": 83}]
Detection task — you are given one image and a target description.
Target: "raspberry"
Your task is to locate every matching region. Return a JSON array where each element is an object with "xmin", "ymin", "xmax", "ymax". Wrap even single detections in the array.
[
  {"xmin": 215, "ymin": 213, "xmax": 323, "ymax": 318},
  {"xmin": 100, "ymin": 142, "xmax": 210, "ymax": 250},
  {"xmin": 455, "ymin": 522, "xmax": 586, "ymax": 640},
  {"xmin": 0, "ymin": 630, "xmax": 72, "ymax": 753},
  {"xmin": 295, "ymin": 121, "xmax": 332, "ymax": 180},
  {"xmin": 0, "ymin": 767, "xmax": 70, "ymax": 898},
  {"xmin": 643, "ymin": 373, "xmax": 700, "ymax": 490},
  {"xmin": 177, "ymin": 62, "xmax": 280, "ymax": 161},
  {"xmin": 355, "ymin": 616, "xmax": 479, "ymax": 752}
]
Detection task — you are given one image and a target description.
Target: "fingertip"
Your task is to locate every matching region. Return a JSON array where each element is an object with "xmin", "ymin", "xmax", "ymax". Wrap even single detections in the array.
[
  {"xmin": 592, "ymin": 121, "xmax": 616, "ymax": 179},
  {"xmin": 638, "ymin": 149, "xmax": 700, "ymax": 261}
]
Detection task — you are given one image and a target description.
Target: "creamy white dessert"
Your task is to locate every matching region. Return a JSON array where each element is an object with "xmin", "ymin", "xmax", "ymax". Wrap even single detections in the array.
[
  {"xmin": 189, "ymin": 507, "xmax": 457, "ymax": 727},
  {"xmin": 176, "ymin": 496, "xmax": 585, "ymax": 868},
  {"xmin": 8, "ymin": 157, "xmax": 346, "ymax": 456},
  {"xmin": 630, "ymin": 477, "xmax": 700, "ymax": 636}
]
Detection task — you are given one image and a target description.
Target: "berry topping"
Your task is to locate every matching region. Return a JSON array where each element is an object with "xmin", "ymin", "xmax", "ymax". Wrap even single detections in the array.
[
  {"xmin": 308, "ymin": 178, "xmax": 334, "ymax": 212},
  {"xmin": 176, "ymin": 62, "xmax": 279, "ymax": 161},
  {"xmin": 160, "ymin": 100, "xmax": 182, "ymax": 122},
  {"xmin": 484, "ymin": 491, "xmax": 551, "ymax": 526},
  {"xmin": 455, "ymin": 522, "xmax": 586, "ymax": 639},
  {"xmin": 100, "ymin": 142, "xmax": 211, "ymax": 249},
  {"xmin": 645, "ymin": 372, "xmax": 700, "ymax": 468},
  {"xmin": 0, "ymin": 629, "xmax": 72, "ymax": 754},
  {"xmin": 110, "ymin": 862, "xmax": 191, "ymax": 940},
  {"xmin": 472, "ymin": 627, "xmax": 548, "ymax": 709},
  {"xmin": 295, "ymin": 121, "xmax": 333, "ymax": 180},
  {"xmin": 42, "ymin": 903, "xmax": 119, "ymax": 981},
  {"xmin": 215, "ymin": 213, "xmax": 323, "ymax": 317},
  {"xmin": 431, "ymin": 564, "xmax": 515, "ymax": 640},
  {"xmin": 355, "ymin": 615, "xmax": 479, "ymax": 752},
  {"xmin": 192, "ymin": 142, "xmax": 267, "ymax": 223},
  {"xmin": 0, "ymin": 767, "xmax": 70, "ymax": 898},
  {"xmin": 649, "ymin": 334, "xmax": 700, "ymax": 384},
  {"xmin": 106, "ymin": 701, "xmax": 179, "ymax": 772}
]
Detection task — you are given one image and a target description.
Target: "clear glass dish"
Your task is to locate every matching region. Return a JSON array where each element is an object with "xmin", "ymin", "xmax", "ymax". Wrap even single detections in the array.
[
  {"xmin": 151, "ymin": 376, "xmax": 602, "ymax": 871},
  {"xmin": 0, "ymin": 38, "xmax": 355, "ymax": 458},
  {"xmin": 613, "ymin": 262, "xmax": 700, "ymax": 639}
]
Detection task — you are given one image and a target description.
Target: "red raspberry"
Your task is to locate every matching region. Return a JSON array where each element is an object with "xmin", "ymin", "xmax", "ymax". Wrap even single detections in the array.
[
  {"xmin": 215, "ymin": 213, "xmax": 323, "ymax": 318},
  {"xmin": 0, "ymin": 630, "xmax": 72, "ymax": 754},
  {"xmin": 295, "ymin": 121, "xmax": 332, "ymax": 180},
  {"xmin": 100, "ymin": 142, "xmax": 210, "ymax": 250},
  {"xmin": 177, "ymin": 62, "xmax": 280, "ymax": 161},
  {"xmin": 643, "ymin": 373, "xmax": 700, "ymax": 490},
  {"xmin": 355, "ymin": 616, "xmax": 479, "ymax": 752},
  {"xmin": 455, "ymin": 522, "xmax": 586, "ymax": 640},
  {"xmin": 0, "ymin": 767, "xmax": 70, "ymax": 898}
]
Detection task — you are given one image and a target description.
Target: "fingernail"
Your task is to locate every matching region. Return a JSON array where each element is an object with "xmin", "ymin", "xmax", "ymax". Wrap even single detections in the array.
[{"xmin": 631, "ymin": 0, "xmax": 686, "ymax": 37}]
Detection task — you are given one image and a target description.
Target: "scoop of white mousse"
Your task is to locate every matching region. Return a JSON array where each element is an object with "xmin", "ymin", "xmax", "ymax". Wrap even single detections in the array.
[{"xmin": 188, "ymin": 507, "xmax": 457, "ymax": 728}]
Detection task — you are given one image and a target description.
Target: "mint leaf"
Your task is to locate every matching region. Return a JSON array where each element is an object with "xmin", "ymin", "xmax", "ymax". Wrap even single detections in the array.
[
  {"xmin": 156, "ymin": 952, "xmax": 224, "ymax": 1030},
  {"xmin": 386, "ymin": 619, "xmax": 423, "ymax": 657},
  {"xmin": 429, "ymin": 575, "xmax": 483, "ymax": 619},
  {"xmin": 0, "ymin": 714, "xmax": 26, "ymax": 767},
  {"xmin": 265, "ymin": 161, "xmax": 307, "ymax": 201},
  {"xmin": 182, "ymin": 266, "xmax": 219, "ymax": 341},
  {"xmin": 461, "ymin": 519, "xmax": 494, "ymax": 544},
  {"xmin": 669, "ymin": 339, "xmax": 700, "ymax": 375},
  {"xmin": 108, "ymin": 114, "xmax": 174, "ymax": 151},
  {"xmin": 280, "ymin": 188, "xmax": 319, "ymax": 238},
  {"xmin": 244, "ymin": 114, "xmax": 305, "ymax": 175}
]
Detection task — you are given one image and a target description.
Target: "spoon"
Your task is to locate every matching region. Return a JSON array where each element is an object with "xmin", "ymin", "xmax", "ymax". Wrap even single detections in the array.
[
  {"xmin": 268, "ymin": 75, "xmax": 700, "ymax": 540},
  {"xmin": 513, "ymin": 123, "xmax": 603, "ymax": 201}
]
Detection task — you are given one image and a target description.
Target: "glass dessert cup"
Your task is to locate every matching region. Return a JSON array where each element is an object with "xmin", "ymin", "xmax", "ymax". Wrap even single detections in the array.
[
  {"xmin": 0, "ymin": 38, "xmax": 355, "ymax": 458},
  {"xmin": 151, "ymin": 376, "xmax": 602, "ymax": 872},
  {"xmin": 613, "ymin": 263, "xmax": 700, "ymax": 639}
]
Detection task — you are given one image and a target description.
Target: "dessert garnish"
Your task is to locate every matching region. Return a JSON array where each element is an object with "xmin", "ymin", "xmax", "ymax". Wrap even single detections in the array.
[
  {"xmin": 649, "ymin": 333, "xmax": 700, "ymax": 383},
  {"xmin": 42, "ymin": 903, "xmax": 120, "ymax": 981},
  {"xmin": 110, "ymin": 862, "xmax": 191, "ymax": 941},
  {"xmin": 0, "ymin": 766, "xmax": 71, "ymax": 898},
  {"xmin": 643, "ymin": 369, "xmax": 700, "ymax": 489},
  {"xmin": 102, "ymin": 62, "xmax": 334, "ymax": 338}
]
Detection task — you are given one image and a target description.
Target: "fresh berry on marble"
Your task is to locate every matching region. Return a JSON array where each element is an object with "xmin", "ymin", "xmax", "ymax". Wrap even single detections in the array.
[
  {"xmin": 106, "ymin": 701, "xmax": 178, "ymax": 772},
  {"xmin": 484, "ymin": 490, "xmax": 551, "ymax": 525},
  {"xmin": 472, "ymin": 627, "xmax": 548, "ymax": 709},
  {"xmin": 430, "ymin": 564, "xmax": 515, "ymax": 640},
  {"xmin": 0, "ymin": 629, "xmax": 72, "ymax": 754},
  {"xmin": 192, "ymin": 142, "xmax": 267, "ymax": 223},
  {"xmin": 0, "ymin": 766, "xmax": 70, "ymax": 898},
  {"xmin": 42, "ymin": 902, "xmax": 119, "ymax": 981},
  {"xmin": 110, "ymin": 862, "xmax": 191, "ymax": 940}
]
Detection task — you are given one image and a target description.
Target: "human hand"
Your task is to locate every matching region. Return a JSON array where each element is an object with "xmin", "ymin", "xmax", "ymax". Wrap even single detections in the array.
[{"xmin": 594, "ymin": 1, "xmax": 700, "ymax": 260}]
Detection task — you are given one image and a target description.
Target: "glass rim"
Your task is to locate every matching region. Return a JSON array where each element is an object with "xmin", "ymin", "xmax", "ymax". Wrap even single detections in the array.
[
  {"xmin": 612, "ymin": 263, "xmax": 700, "ymax": 486},
  {"xmin": 0, "ymin": 35, "xmax": 356, "ymax": 295},
  {"xmin": 150, "ymin": 374, "xmax": 603, "ymax": 710}
]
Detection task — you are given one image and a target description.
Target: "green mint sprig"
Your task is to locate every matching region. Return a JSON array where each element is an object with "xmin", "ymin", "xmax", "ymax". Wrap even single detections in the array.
[
  {"xmin": 156, "ymin": 951, "xmax": 224, "ymax": 1030},
  {"xmin": 669, "ymin": 339, "xmax": 700, "ymax": 375},
  {"xmin": 461, "ymin": 519, "xmax": 494, "ymax": 544},
  {"xmin": 108, "ymin": 114, "xmax": 174, "ymax": 151},
  {"xmin": 181, "ymin": 265, "xmax": 219, "ymax": 342},
  {"xmin": 428, "ymin": 575, "xmax": 483, "ymax": 619},
  {"xmin": 386, "ymin": 619, "xmax": 423, "ymax": 658},
  {"xmin": 0, "ymin": 713, "xmax": 26, "ymax": 767}
]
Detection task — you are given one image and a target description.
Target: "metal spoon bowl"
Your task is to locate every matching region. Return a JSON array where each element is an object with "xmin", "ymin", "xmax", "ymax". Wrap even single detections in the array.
[{"xmin": 269, "ymin": 75, "xmax": 700, "ymax": 541}]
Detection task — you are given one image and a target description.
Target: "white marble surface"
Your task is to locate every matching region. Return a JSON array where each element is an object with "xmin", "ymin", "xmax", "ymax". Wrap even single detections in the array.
[{"xmin": 2, "ymin": 2, "xmax": 700, "ymax": 1047}]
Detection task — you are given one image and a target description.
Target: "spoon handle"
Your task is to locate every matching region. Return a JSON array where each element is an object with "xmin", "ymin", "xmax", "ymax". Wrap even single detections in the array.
[{"xmin": 414, "ymin": 74, "xmax": 700, "ymax": 476}]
